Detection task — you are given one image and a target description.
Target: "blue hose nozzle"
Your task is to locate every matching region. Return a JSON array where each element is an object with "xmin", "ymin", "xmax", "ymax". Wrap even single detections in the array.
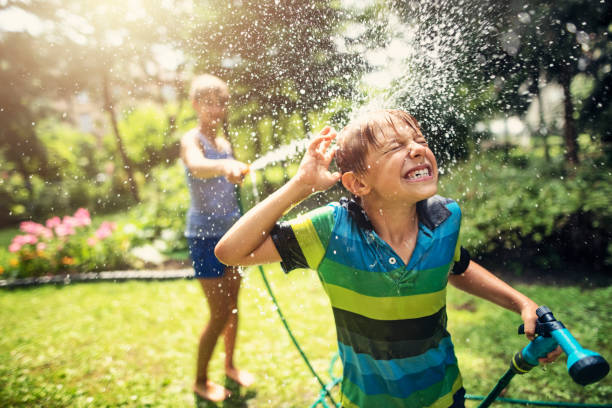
[{"xmin": 514, "ymin": 306, "xmax": 609, "ymax": 386}]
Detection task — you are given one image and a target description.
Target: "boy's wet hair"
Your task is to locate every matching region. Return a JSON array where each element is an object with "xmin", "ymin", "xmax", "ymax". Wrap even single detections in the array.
[
  {"xmin": 336, "ymin": 109, "xmax": 421, "ymax": 175},
  {"xmin": 189, "ymin": 74, "xmax": 229, "ymax": 104}
]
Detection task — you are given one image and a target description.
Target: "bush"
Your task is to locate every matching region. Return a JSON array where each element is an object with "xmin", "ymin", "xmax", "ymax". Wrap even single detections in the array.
[
  {"xmin": 0, "ymin": 120, "xmax": 135, "ymax": 227},
  {"xmin": 124, "ymin": 162, "xmax": 190, "ymax": 256},
  {"xmin": 440, "ymin": 150, "xmax": 612, "ymax": 268},
  {"xmin": 1, "ymin": 209, "xmax": 134, "ymax": 279}
]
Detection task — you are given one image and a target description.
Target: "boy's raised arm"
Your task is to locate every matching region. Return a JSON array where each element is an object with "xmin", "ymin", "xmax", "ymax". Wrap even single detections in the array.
[{"xmin": 215, "ymin": 127, "xmax": 341, "ymax": 266}]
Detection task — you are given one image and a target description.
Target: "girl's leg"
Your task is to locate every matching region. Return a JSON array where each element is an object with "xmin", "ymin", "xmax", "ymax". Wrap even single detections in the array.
[
  {"xmin": 193, "ymin": 276, "xmax": 233, "ymax": 401},
  {"xmin": 221, "ymin": 266, "xmax": 254, "ymax": 387}
]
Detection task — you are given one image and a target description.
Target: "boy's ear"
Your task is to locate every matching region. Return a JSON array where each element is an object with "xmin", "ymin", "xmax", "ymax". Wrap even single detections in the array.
[{"xmin": 341, "ymin": 171, "xmax": 371, "ymax": 197}]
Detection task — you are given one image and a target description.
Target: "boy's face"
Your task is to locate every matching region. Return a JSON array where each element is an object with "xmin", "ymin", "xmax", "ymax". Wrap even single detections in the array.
[{"xmin": 360, "ymin": 125, "xmax": 438, "ymax": 204}]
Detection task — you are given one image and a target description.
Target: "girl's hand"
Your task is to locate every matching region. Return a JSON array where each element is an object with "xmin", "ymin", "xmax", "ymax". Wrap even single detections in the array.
[
  {"xmin": 294, "ymin": 126, "xmax": 341, "ymax": 193},
  {"xmin": 224, "ymin": 160, "xmax": 249, "ymax": 184}
]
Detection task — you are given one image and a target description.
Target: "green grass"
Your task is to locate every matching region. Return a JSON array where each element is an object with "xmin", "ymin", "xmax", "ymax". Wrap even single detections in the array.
[
  {"xmin": 0, "ymin": 226, "xmax": 20, "ymax": 275},
  {"xmin": 0, "ymin": 227, "xmax": 19, "ymax": 248},
  {"xmin": 0, "ymin": 265, "xmax": 610, "ymax": 407}
]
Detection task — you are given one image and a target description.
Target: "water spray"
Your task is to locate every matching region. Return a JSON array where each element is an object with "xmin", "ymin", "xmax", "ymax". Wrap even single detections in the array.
[
  {"xmin": 248, "ymin": 137, "xmax": 312, "ymax": 172},
  {"xmin": 477, "ymin": 306, "xmax": 609, "ymax": 408}
]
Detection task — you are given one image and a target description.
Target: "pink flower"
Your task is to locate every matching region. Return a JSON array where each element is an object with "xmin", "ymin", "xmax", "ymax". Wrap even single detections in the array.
[
  {"xmin": 8, "ymin": 234, "xmax": 37, "ymax": 252},
  {"xmin": 36, "ymin": 242, "xmax": 47, "ymax": 251},
  {"xmin": 13, "ymin": 234, "xmax": 37, "ymax": 245},
  {"xmin": 20, "ymin": 221, "xmax": 53, "ymax": 239},
  {"xmin": 94, "ymin": 222, "xmax": 116, "ymax": 240},
  {"xmin": 62, "ymin": 216, "xmax": 79, "ymax": 229},
  {"xmin": 46, "ymin": 216, "xmax": 61, "ymax": 229},
  {"xmin": 87, "ymin": 237, "xmax": 98, "ymax": 246},
  {"xmin": 55, "ymin": 223, "xmax": 75, "ymax": 237},
  {"xmin": 23, "ymin": 234, "xmax": 38, "ymax": 245},
  {"xmin": 73, "ymin": 208, "xmax": 91, "ymax": 227},
  {"xmin": 9, "ymin": 242, "xmax": 21, "ymax": 253},
  {"xmin": 20, "ymin": 221, "xmax": 43, "ymax": 234},
  {"xmin": 40, "ymin": 228, "xmax": 53, "ymax": 239}
]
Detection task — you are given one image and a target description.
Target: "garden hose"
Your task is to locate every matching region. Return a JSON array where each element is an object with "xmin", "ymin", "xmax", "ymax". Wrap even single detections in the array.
[
  {"xmin": 466, "ymin": 394, "xmax": 612, "ymax": 407},
  {"xmin": 236, "ymin": 181, "xmax": 340, "ymax": 408},
  {"xmin": 476, "ymin": 306, "xmax": 609, "ymax": 408},
  {"xmin": 237, "ymin": 171, "xmax": 610, "ymax": 408}
]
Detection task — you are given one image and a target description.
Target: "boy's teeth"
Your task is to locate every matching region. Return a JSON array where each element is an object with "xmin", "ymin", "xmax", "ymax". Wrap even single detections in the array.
[{"xmin": 407, "ymin": 168, "xmax": 430, "ymax": 180}]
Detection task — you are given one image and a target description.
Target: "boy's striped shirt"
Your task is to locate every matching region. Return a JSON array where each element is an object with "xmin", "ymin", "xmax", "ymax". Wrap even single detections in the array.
[{"xmin": 271, "ymin": 196, "xmax": 465, "ymax": 407}]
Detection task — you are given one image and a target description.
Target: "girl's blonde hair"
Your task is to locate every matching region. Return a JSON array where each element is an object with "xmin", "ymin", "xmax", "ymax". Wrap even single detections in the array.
[{"xmin": 189, "ymin": 74, "xmax": 229, "ymax": 103}]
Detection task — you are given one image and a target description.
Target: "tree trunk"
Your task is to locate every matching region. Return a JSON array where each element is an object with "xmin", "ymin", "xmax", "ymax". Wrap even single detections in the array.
[
  {"xmin": 534, "ymin": 73, "xmax": 550, "ymax": 163},
  {"xmin": 560, "ymin": 69, "xmax": 579, "ymax": 164},
  {"xmin": 103, "ymin": 74, "xmax": 140, "ymax": 202},
  {"xmin": 536, "ymin": 87, "xmax": 550, "ymax": 162}
]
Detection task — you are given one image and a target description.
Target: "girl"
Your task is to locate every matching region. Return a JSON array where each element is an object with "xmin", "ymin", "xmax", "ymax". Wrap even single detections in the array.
[{"xmin": 180, "ymin": 74, "xmax": 253, "ymax": 401}]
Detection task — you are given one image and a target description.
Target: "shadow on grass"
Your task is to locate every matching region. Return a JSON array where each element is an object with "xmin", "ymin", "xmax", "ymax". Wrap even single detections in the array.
[{"xmin": 194, "ymin": 377, "xmax": 257, "ymax": 408}]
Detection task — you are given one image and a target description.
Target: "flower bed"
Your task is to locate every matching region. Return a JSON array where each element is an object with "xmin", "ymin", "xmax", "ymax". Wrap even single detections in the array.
[{"xmin": 2, "ymin": 209, "xmax": 133, "ymax": 279}]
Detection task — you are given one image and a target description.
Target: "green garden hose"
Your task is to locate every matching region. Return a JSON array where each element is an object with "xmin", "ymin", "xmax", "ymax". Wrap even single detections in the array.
[
  {"xmin": 236, "ymin": 181, "xmax": 610, "ymax": 408},
  {"xmin": 236, "ymin": 183, "xmax": 340, "ymax": 407}
]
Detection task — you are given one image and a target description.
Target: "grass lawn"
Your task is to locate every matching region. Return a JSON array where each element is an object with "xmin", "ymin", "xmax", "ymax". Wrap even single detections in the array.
[{"xmin": 0, "ymin": 265, "xmax": 610, "ymax": 407}]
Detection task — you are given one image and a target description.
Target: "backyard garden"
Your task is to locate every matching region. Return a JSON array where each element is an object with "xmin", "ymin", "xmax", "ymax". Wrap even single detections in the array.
[{"xmin": 1, "ymin": 0, "xmax": 611, "ymax": 407}]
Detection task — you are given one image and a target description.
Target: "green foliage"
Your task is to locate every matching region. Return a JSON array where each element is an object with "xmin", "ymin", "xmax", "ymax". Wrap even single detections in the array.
[
  {"xmin": 0, "ymin": 119, "xmax": 134, "ymax": 227},
  {"xmin": 114, "ymin": 104, "xmax": 184, "ymax": 173},
  {"xmin": 191, "ymin": 0, "xmax": 366, "ymax": 121},
  {"xmin": 440, "ymin": 149, "xmax": 612, "ymax": 267},
  {"xmin": 0, "ymin": 273, "xmax": 609, "ymax": 406},
  {"xmin": 123, "ymin": 162, "xmax": 190, "ymax": 256},
  {"xmin": 37, "ymin": 120, "xmax": 100, "ymax": 180}
]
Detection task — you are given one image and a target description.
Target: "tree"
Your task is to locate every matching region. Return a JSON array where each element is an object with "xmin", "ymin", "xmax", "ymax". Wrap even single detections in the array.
[
  {"xmin": 478, "ymin": 0, "xmax": 612, "ymax": 165},
  {"xmin": 187, "ymin": 0, "xmax": 367, "ymax": 156},
  {"xmin": 0, "ymin": 1, "xmax": 86, "ymax": 217},
  {"xmin": 1, "ymin": 0, "xmax": 192, "ymax": 207}
]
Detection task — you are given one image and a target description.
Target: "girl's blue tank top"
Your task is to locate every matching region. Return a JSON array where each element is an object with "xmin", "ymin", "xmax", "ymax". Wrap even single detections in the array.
[{"xmin": 184, "ymin": 129, "xmax": 241, "ymax": 238}]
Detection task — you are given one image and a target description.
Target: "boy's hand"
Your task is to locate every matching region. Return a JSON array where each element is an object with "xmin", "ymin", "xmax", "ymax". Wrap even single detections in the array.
[
  {"xmin": 224, "ymin": 160, "xmax": 249, "ymax": 184},
  {"xmin": 521, "ymin": 303, "xmax": 563, "ymax": 364},
  {"xmin": 294, "ymin": 126, "xmax": 341, "ymax": 194}
]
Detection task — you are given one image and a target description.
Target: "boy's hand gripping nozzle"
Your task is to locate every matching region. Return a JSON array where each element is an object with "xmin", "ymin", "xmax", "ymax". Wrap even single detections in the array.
[{"xmin": 513, "ymin": 306, "xmax": 609, "ymax": 385}]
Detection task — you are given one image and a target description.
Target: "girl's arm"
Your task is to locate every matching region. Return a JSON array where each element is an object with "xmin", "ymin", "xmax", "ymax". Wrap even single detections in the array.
[
  {"xmin": 180, "ymin": 131, "xmax": 247, "ymax": 183},
  {"xmin": 215, "ymin": 127, "xmax": 340, "ymax": 266},
  {"xmin": 449, "ymin": 261, "xmax": 561, "ymax": 362}
]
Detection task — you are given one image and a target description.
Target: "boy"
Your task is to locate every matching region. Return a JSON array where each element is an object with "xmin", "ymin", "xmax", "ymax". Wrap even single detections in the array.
[{"xmin": 215, "ymin": 110, "xmax": 559, "ymax": 407}]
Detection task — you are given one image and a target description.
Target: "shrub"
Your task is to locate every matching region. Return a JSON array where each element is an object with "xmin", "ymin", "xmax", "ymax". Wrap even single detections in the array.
[
  {"xmin": 124, "ymin": 162, "xmax": 190, "ymax": 255},
  {"xmin": 440, "ymin": 150, "xmax": 612, "ymax": 268},
  {"xmin": 2, "ymin": 209, "xmax": 134, "ymax": 279},
  {"xmin": 0, "ymin": 120, "xmax": 135, "ymax": 227}
]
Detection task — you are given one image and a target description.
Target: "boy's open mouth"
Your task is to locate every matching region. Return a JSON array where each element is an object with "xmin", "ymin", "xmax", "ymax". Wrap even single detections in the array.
[{"xmin": 403, "ymin": 164, "xmax": 432, "ymax": 182}]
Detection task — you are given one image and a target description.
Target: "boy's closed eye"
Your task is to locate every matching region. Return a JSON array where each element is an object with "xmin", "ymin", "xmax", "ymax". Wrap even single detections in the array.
[
  {"xmin": 383, "ymin": 142, "xmax": 404, "ymax": 154},
  {"xmin": 383, "ymin": 139, "xmax": 428, "ymax": 154}
]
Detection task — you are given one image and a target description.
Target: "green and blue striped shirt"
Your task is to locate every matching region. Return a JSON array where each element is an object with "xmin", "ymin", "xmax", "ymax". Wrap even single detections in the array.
[{"xmin": 271, "ymin": 196, "xmax": 465, "ymax": 407}]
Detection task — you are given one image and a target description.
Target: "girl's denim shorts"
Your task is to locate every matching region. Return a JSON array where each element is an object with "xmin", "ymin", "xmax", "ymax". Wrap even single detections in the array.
[{"xmin": 187, "ymin": 236, "xmax": 227, "ymax": 279}]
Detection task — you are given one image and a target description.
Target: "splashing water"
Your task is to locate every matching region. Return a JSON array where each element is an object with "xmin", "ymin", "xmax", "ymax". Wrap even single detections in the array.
[
  {"xmin": 247, "ymin": 1, "xmax": 500, "ymax": 174},
  {"xmin": 350, "ymin": 0, "xmax": 501, "ymax": 167},
  {"xmin": 248, "ymin": 136, "xmax": 312, "ymax": 171}
]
